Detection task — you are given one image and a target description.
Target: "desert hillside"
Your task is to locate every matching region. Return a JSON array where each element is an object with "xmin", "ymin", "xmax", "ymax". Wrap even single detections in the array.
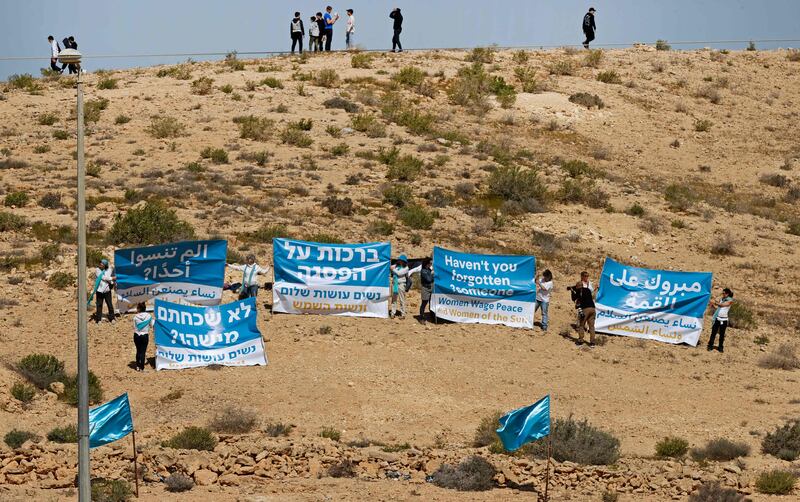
[{"xmin": 1, "ymin": 46, "xmax": 800, "ymax": 501}]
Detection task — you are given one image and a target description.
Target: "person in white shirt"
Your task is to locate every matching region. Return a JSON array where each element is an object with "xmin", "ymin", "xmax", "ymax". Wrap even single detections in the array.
[
  {"xmin": 132, "ymin": 303, "xmax": 153, "ymax": 371},
  {"xmin": 390, "ymin": 255, "xmax": 421, "ymax": 319},
  {"xmin": 345, "ymin": 9, "xmax": 355, "ymax": 49},
  {"xmin": 93, "ymin": 259, "xmax": 116, "ymax": 323},
  {"xmin": 47, "ymin": 36, "xmax": 61, "ymax": 73},
  {"xmin": 707, "ymin": 288, "xmax": 734, "ymax": 353},
  {"xmin": 227, "ymin": 254, "xmax": 270, "ymax": 300},
  {"xmin": 535, "ymin": 270, "xmax": 554, "ymax": 332},
  {"xmin": 309, "ymin": 15, "xmax": 321, "ymax": 51}
]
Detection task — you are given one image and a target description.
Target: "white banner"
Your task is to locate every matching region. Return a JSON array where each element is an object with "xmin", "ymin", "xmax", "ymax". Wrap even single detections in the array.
[
  {"xmin": 272, "ymin": 283, "xmax": 389, "ymax": 317},
  {"xmin": 431, "ymin": 293, "xmax": 535, "ymax": 329}
]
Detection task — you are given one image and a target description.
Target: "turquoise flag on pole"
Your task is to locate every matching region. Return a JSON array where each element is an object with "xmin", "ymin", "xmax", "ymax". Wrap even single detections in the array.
[
  {"xmin": 496, "ymin": 395, "xmax": 550, "ymax": 452},
  {"xmin": 89, "ymin": 393, "xmax": 133, "ymax": 448}
]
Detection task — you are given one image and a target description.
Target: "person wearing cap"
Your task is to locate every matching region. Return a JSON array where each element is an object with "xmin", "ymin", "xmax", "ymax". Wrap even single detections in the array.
[
  {"xmin": 707, "ymin": 288, "xmax": 734, "ymax": 353},
  {"xmin": 390, "ymin": 255, "xmax": 421, "ymax": 319},
  {"xmin": 583, "ymin": 7, "xmax": 597, "ymax": 49},
  {"xmin": 92, "ymin": 259, "xmax": 116, "ymax": 323},
  {"xmin": 227, "ymin": 254, "xmax": 270, "ymax": 300}
]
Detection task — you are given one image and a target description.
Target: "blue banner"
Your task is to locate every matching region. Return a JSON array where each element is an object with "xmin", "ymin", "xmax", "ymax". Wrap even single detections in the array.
[
  {"xmin": 89, "ymin": 393, "xmax": 134, "ymax": 449},
  {"xmin": 431, "ymin": 247, "xmax": 536, "ymax": 328},
  {"xmin": 595, "ymin": 257, "xmax": 712, "ymax": 346},
  {"xmin": 272, "ymin": 239, "xmax": 391, "ymax": 317},
  {"xmin": 154, "ymin": 297, "xmax": 267, "ymax": 370},
  {"xmin": 115, "ymin": 240, "xmax": 227, "ymax": 309}
]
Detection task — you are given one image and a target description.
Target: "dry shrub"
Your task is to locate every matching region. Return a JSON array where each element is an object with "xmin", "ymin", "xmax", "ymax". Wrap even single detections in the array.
[
  {"xmin": 163, "ymin": 427, "xmax": 217, "ymax": 451},
  {"xmin": 761, "ymin": 419, "xmax": 800, "ymax": 461},
  {"xmin": 0, "ymin": 211, "xmax": 27, "ymax": 232},
  {"xmin": 597, "ymin": 70, "xmax": 622, "ymax": 84},
  {"xmin": 710, "ymin": 233, "xmax": 737, "ymax": 256},
  {"xmin": 688, "ymin": 482, "xmax": 747, "ymax": 502},
  {"xmin": 47, "ymin": 424, "xmax": 78, "ymax": 443},
  {"xmin": 61, "ymin": 371, "xmax": 103, "ymax": 405},
  {"xmin": 4, "ymin": 429, "xmax": 36, "ymax": 449},
  {"xmin": 382, "ymin": 184, "xmax": 413, "ymax": 208},
  {"xmin": 755, "ymin": 470, "xmax": 796, "ymax": 495},
  {"xmin": 11, "ymin": 382, "xmax": 36, "ymax": 403},
  {"xmin": 758, "ymin": 344, "xmax": 800, "ymax": 370},
  {"xmin": 447, "ymin": 62, "xmax": 491, "ymax": 115},
  {"xmin": 488, "ymin": 165, "xmax": 547, "ymax": 211},
  {"xmin": 351, "ymin": 113, "xmax": 386, "ymax": 137},
  {"xmin": 386, "ymin": 155, "xmax": 423, "ymax": 181},
  {"xmin": 514, "ymin": 67, "xmax": 540, "ymax": 93},
  {"xmin": 314, "ymin": 69, "xmax": 340, "ymax": 88},
  {"xmin": 527, "ymin": 416, "xmax": 620, "ymax": 465},
  {"xmin": 323, "ymin": 96, "xmax": 359, "ymax": 113},
  {"xmin": 322, "ymin": 196, "xmax": 354, "ymax": 216},
  {"xmin": 655, "ymin": 436, "xmax": 689, "ymax": 458},
  {"xmin": 351, "ymin": 53, "xmax": 374, "ymax": 69},
  {"xmin": 473, "ymin": 411, "xmax": 503, "ymax": 448},
  {"xmin": 280, "ymin": 127, "xmax": 313, "ymax": 148},
  {"xmin": 164, "ymin": 473, "xmax": 194, "ymax": 493},
  {"xmin": 584, "ymin": 49, "xmax": 604, "ymax": 68},
  {"xmin": 432, "ymin": 456, "xmax": 496, "ymax": 491},
  {"xmin": 91, "ymin": 478, "xmax": 132, "ymax": 502},
  {"xmin": 569, "ymin": 92, "xmax": 604, "ymax": 109},
  {"xmin": 399, "ymin": 204, "xmax": 434, "ymax": 230},
  {"xmin": 549, "ymin": 58, "xmax": 577, "ymax": 76},
  {"xmin": 233, "ymin": 115, "xmax": 274, "ymax": 141},
  {"xmin": 759, "ymin": 173, "xmax": 789, "ymax": 187},
  {"xmin": 264, "ymin": 422, "xmax": 294, "ymax": 437},
  {"xmin": 191, "ymin": 77, "xmax": 213, "ymax": 95},
  {"xmin": 696, "ymin": 86, "xmax": 722, "ymax": 104},
  {"xmin": 465, "ymin": 47, "xmax": 495, "ymax": 64},
  {"xmin": 320, "ymin": 426, "xmax": 341, "ymax": 441},
  {"xmin": 690, "ymin": 438, "xmax": 750, "ymax": 461},
  {"xmin": 146, "ymin": 116, "xmax": 185, "ymax": 139},
  {"xmin": 108, "ymin": 200, "xmax": 195, "ymax": 245},
  {"xmin": 786, "ymin": 49, "xmax": 800, "ymax": 62},
  {"xmin": 393, "ymin": 66, "xmax": 426, "ymax": 87},
  {"xmin": 327, "ymin": 460, "xmax": 356, "ymax": 478},
  {"xmin": 208, "ymin": 406, "xmax": 258, "ymax": 433}
]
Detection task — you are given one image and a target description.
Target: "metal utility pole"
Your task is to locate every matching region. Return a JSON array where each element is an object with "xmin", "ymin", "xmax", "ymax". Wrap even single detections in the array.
[{"xmin": 60, "ymin": 47, "xmax": 91, "ymax": 502}]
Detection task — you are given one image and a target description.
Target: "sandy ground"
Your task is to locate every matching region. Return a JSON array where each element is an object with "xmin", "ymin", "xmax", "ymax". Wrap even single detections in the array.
[{"xmin": 1, "ymin": 47, "xmax": 799, "ymax": 500}]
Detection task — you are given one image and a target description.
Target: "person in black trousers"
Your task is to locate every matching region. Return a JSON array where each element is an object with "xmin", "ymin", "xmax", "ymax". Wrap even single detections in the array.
[
  {"xmin": 94, "ymin": 259, "xmax": 116, "ymax": 323},
  {"xmin": 61, "ymin": 36, "xmax": 78, "ymax": 74},
  {"xmin": 132, "ymin": 303, "xmax": 153, "ymax": 372},
  {"xmin": 707, "ymin": 288, "xmax": 734, "ymax": 353},
  {"xmin": 418, "ymin": 258, "xmax": 434, "ymax": 324},
  {"xmin": 390, "ymin": 8, "xmax": 403, "ymax": 52},
  {"xmin": 47, "ymin": 36, "xmax": 61, "ymax": 73},
  {"xmin": 582, "ymin": 7, "xmax": 597, "ymax": 49},
  {"xmin": 290, "ymin": 12, "xmax": 305, "ymax": 54}
]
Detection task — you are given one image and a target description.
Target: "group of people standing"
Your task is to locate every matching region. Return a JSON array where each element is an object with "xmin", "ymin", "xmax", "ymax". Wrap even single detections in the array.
[
  {"xmin": 47, "ymin": 35, "xmax": 79, "ymax": 74},
  {"xmin": 289, "ymin": 7, "xmax": 403, "ymax": 53}
]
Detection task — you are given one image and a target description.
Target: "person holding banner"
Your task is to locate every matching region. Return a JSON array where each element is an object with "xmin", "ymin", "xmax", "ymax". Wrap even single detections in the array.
[
  {"xmin": 418, "ymin": 258, "xmax": 434, "ymax": 324},
  {"xmin": 569, "ymin": 272, "xmax": 596, "ymax": 346},
  {"xmin": 535, "ymin": 270, "xmax": 554, "ymax": 332},
  {"xmin": 707, "ymin": 288, "xmax": 734, "ymax": 353},
  {"xmin": 390, "ymin": 255, "xmax": 421, "ymax": 319},
  {"xmin": 132, "ymin": 303, "xmax": 153, "ymax": 371},
  {"xmin": 92, "ymin": 259, "xmax": 116, "ymax": 324},
  {"xmin": 227, "ymin": 255, "xmax": 270, "ymax": 300}
]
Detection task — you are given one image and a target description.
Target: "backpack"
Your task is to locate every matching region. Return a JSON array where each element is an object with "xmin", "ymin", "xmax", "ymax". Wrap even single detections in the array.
[{"xmin": 292, "ymin": 19, "xmax": 302, "ymax": 33}]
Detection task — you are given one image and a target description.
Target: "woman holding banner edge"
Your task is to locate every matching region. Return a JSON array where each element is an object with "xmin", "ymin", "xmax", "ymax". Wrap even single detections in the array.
[{"xmin": 227, "ymin": 254, "xmax": 270, "ymax": 300}]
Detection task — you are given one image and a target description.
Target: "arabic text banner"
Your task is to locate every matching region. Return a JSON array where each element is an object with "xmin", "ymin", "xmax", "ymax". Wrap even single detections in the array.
[
  {"xmin": 115, "ymin": 240, "xmax": 227, "ymax": 310},
  {"xmin": 154, "ymin": 297, "xmax": 267, "ymax": 370},
  {"xmin": 595, "ymin": 257, "xmax": 712, "ymax": 346},
  {"xmin": 273, "ymin": 239, "xmax": 391, "ymax": 318},
  {"xmin": 431, "ymin": 247, "xmax": 536, "ymax": 329}
]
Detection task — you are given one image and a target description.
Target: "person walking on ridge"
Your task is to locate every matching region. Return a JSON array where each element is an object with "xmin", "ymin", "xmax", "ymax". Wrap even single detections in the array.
[
  {"xmin": 47, "ymin": 36, "xmax": 61, "ymax": 73},
  {"xmin": 582, "ymin": 7, "xmax": 597, "ymax": 49},
  {"xmin": 390, "ymin": 8, "xmax": 403, "ymax": 53},
  {"xmin": 290, "ymin": 12, "xmax": 305, "ymax": 54}
]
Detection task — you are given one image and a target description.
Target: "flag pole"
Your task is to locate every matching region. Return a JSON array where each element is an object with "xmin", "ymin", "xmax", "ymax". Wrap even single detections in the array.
[
  {"xmin": 543, "ymin": 430, "xmax": 552, "ymax": 502},
  {"xmin": 132, "ymin": 429, "xmax": 139, "ymax": 497}
]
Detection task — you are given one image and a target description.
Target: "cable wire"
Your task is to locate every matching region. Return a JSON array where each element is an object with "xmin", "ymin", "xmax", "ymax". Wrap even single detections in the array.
[{"xmin": 0, "ymin": 38, "xmax": 798, "ymax": 62}]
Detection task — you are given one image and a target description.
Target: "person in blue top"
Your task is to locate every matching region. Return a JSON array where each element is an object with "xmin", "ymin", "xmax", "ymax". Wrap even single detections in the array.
[{"xmin": 323, "ymin": 6, "xmax": 339, "ymax": 51}]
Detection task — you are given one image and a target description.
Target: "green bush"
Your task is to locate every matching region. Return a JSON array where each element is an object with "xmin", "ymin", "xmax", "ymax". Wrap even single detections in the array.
[
  {"xmin": 561, "ymin": 159, "xmax": 593, "ymax": 178},
  {"xmin": 4, "ymin": 191, "xmax": 28, "ymax": 207},
  {"xmin": 97, "ymin": 76, "xmax": 118, "ymax": 90},
  {"xmin": 320, "ymin": 426, "xmax": 341, "ymax": 441},
  {"xmin": 695, "ymin": 119, "xmax": 713, "ymax": 132},
  {"xmin": 655, "ymin": 436, "xmax": 689, "ymax": 458},
  {"xmin": 280, "ymin": 127, "xmax": 313, "ymax": 147},
  {"xmin": 11, "ymin": 382, "xmax": 36, "ymax": 403},
  {"xmin": 0, "ymin": 211, "xmax": 28, "ymax": 232},
  {"xmin": 114, "ymin": 114, "xmax": 131, "ymax": 125},
  {"xmin": 762, "ymin": 419, "xmax": 800, "ymax": 461},
  {"xmin": 245, "ymin": 224, "xmax": 291, "ymax": 242},
  {"xmin": 728, "ymin": 301, "xmax": 756, "ymax": 329},
  {"xmin": 4, "ymin": 429, "xmax": 36, "ymax": 449},
  {"xmin": 163, "ymin": 426, "xmax": 217, "ymax": 451},
  {"xmin": 528, "ymin": 416, "xmax": 620, "ymax": 465},
  {"xmin": 61, "ymin": 371, "xmax": 104, "ymax": 406},
  {"xmin": 17, "ymin": 353, "xmax": 65, "ymax": 389},
  {"xmin": 756, "ymin": 470, "xmax": 796, "ymax": 495},
  {"xmin": 321, "ymin": 196, "xmax": 354, "ymax": 216},
  {"xmin": 656, "ymin": 40, "xmax": 672, "ymax": 51},
  {"xmin": 313, "ymin": 69, "xmax": 340, "ymax": 88},
  {"xmin": 447, "ymin": 63, "xmax": 491, "ymax": 115},
  {"xmin": 549, "ymin": 58, "xmax": 577, "ymax": 76},
  {"xmin": 368, "ymin": 220, "xmax": 394, "ymax": 236},
  {"xmin": 38, "ymin": 112, "xmax": 58, "ymax": 126},
  {"xmin": 40, "ymin": 243, "xmax": 60, "ymax": 263},
  {"xmin": 489, "ymin": 76, "xmax": 517, "ymax": 108},
  {"xmin": 108, "ymin": 200, "xmax": 195, "ymax": 245},
  {"xmin": 382, "ymin": 184, "xmax": 413, "ymax": 208},
  {"xmin": 473, "ymin": 411, "xmax": 503, "ymax": 448},
  {"xmin": 431, "ymin": 456, "xmax": 496, "ymax": 491},
  {"xmin": 47, "ymin": 424, "xmax": 78, "ymax": 443},
  {"xmin": 351, "ymin": 53, "xmax": 374, "ymax": 69},
  {"xmin": 260, "ymin": 76, "xmax": 283, "ymax": 89},
  {"xmin": 465, "ymin": 47, "xmax": 495, "ymax": 64},
  {"xmin": 690, "ymin": 438, "xmax": 750, "ymax": 462},
  {"xmin": 200, "ymin": 146, "xmax": 229, "ymax": 164},
  {"xmin": 234, "ymin": 115, "xmax": 274, "ymax": 141},
  {"xmin": 7, "ymin": 73, "xmax": 36, "ymax": 90},
  {"xmin": 146, "ymin": 116, "xmax": 185, "ymax": 139},
  {"xmin": 91, "ymin": 478, "xmax": 132, "ymax": 502},
  {"xmin": 191, "ymin": 76, "xmax": 214, "ymax": 95},
  {"xmin": 584, "ymin": 49, "xmax": 604, "ymax": 68},
  {"xmin": 264, "ymin": 422, "xmax": 294, "ymax": 437},
  {"xmin": 393, "ymin": 66, "xmax": 426, "ymax": 87},
  {"xmin": 52, "ymin": 129, "xmax": 69, "ymax": 140},
  {"xmin": 323, "ymin": 96, "xmax": 360, "ymax": 113},
  {"xmin": 156, "ymin": 64, "xmax": 192, "ymax": 80},
  {"xmin": 48, "ymin": 271, "xmax": 75, "ymax": 290},
  {"xmin": 488, "ymin": 165, "xmax": 548, "ymax": 209},
  {"xmin": 664, "ymin": 184, "xmax": 696, "ymax": 211},
  {"xmin": 514, "ymin": 67, "xmax": 540, "ymax": 93},
  {"xmin": 626, "ymin": 203, "xmax": 646, "ymax": 217},
  {"xmin": 399, "ymin": 204, "xmax": 434, "ymax": 230},
  {"xmin": 569, "ymin": 92, "xmax": 605, "ymax": 109},
  {"xmin": 386, "ymin": 155, "xmax": 424, "ymax": 181},
  {"xmin": 330, "ymin": 143, "xmax": 349, "ymax": 156},
  {"xmin": 38, "ymin": 192, "xmax": 64, "ymax": 209},
  {"xmin": 597, "ymin": 70, "xmax": 622, "ymax": 84},
  {"xmin": 351, "ymin": 114, "xmax": 386, "ymax": 138},
  {"xmin": 82, "ymin": 98, "xmax": 109, "ymax": 123}
]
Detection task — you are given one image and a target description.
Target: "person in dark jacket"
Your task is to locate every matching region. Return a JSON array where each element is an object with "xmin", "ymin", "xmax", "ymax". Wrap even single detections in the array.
[
  {"xmin": 390, "ymin": 8, "xmax": 403, "ymax": 53},
  {"xmin": 582, "ymin": 7, "xmax": 597, "ymax": 49},
  {"xmin": 290, "ymin": 12, "xmax": 305, "ymax": 54},
  {"xmin": 417, "ymin": 258, "xmax": 434, "ymax": 324},
  {"xmin": 569, "ymin": 271, "xmax": 596, "ymax": 346},
  {"xmin": 316, "ymin": 13, "xmax": 327, "ymax": 50},
  {"xmin": 61, "ymin": 36, "xmax": 78, "ymax": 74}
]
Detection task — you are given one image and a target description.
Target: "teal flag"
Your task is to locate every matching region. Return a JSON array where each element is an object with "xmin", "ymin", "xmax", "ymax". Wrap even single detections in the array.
[
  {"xmin": 496, "ymin": 395, "xmax": 550, "ymax": 452},
  {"xmin": 89, "ymin": 393, "xmax": 133, "ymax": 448}
]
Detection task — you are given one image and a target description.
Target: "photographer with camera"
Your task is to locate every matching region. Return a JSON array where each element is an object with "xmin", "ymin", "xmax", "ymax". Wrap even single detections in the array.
[{"xmin": 568, "ymin": 271, "xmax": 596, "ymax": 347}]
